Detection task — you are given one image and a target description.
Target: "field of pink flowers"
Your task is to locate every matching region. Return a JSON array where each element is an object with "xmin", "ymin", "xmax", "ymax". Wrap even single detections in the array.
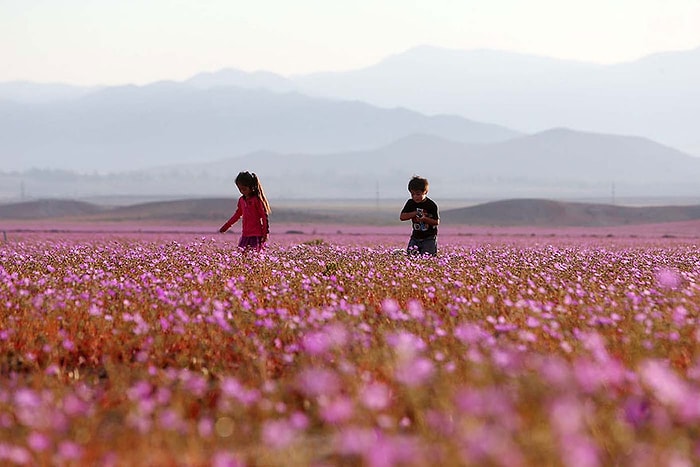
[{"xmin": 1, "ymin": 227, "xmax": 699, "ymax": 466}]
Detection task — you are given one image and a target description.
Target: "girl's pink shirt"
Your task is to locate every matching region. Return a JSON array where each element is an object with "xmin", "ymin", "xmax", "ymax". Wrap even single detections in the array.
[{"xmin": 222, "ymin": 195, "xmax": 269, "ymax": 236}]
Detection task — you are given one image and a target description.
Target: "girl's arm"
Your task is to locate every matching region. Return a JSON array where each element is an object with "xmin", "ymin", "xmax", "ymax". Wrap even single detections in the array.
[{"xmin": 219, "ymin": 200, "xmax": 243, "ymax": 232}]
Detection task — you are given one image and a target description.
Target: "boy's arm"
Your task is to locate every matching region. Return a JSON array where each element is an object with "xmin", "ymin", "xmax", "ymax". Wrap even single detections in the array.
[
  {"xmin": 400, "ymin": 200, "xmax": 416, "ymax": 221},
  {"xmin": 422, "ymin": 216, "xmax": 439, "ymax": 226},
  {"xmin": 425, "ymin": 205, "xmax": 439, "ymax": 225},
  {"xmin": 400, "ymin": 211, "xmax": 417, "ymax": 221},
  {"xmin": 422, "ymin": 201, "xmax": 439, "ymax": 226}
]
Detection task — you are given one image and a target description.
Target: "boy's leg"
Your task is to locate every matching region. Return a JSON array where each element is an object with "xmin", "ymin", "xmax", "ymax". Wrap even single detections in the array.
[
  {"xmin": 422, "ymin": 237, "xmax": 437, "ymax": 256},
  {"xmin": 407, "ymin": 238, "xmax": 420, "ymax": 255}
]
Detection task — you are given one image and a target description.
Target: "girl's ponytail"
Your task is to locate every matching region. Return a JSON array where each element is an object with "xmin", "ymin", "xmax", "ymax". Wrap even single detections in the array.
[{"xmin": 251, "ymin": 172, "xmax": 271, "ymax": 214}]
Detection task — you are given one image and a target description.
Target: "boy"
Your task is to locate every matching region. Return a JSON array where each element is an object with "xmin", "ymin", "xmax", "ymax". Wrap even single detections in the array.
[{"xmin": 400, "ymin": 176, "xmax": 439, "ymax": 256}]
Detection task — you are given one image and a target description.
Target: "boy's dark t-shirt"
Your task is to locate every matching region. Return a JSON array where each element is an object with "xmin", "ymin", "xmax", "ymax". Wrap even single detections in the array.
[{"xmin": 401, "ymin": 197, "xmax": 439, "ymax": 239}]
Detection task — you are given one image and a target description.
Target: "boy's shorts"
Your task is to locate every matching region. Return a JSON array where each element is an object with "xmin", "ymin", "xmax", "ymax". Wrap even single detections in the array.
[{"xmin": 407, "ymin": 236, "xmax": 437, "ymax": 256}]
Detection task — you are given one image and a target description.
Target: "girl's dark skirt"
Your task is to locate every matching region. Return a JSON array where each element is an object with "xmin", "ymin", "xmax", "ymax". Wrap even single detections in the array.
[{"xmin": 238, "ymin": 236, "xmax": 265, "ymax": 250}]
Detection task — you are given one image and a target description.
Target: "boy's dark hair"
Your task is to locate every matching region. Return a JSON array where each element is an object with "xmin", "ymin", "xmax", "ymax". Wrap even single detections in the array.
[{"xmin": 408, "ymin": 176, "xmax": 429, "ymax": 192}]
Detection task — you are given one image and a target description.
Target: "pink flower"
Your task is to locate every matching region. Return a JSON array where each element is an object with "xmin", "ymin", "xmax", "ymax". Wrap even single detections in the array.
[
  {"xmin": 640, "ymin": 359, "xmax": 690, "ymax": 407},
  {"xmin": 526, "ymin": 316, "xmax": 541, "ymax": 328},
  {"xmin": 386, "ymin": 331, "xmax": 426, "ymax": 361},
  {"xmin": 127, "ymin": 381, "xmax": 152, "ymax": 401},
  {"xmin": 302, "ymin": 331, "xmax": 331, "ymax": 355},
  {"xmin": 336, "ymin": 427, "xmax": 376, "ymax": 455},
  {"xmin": 62, "ymin": 394, "xmax": 88, "ymax": 417},
  {"xmin": 655, "ymin": 267, "xmax": 681, "ymax": 289},
  {"xmin": 302, "ymin": 324, "xmax": 348, "ymax": 356},
  {"xmin": 0, "ymin": 444, "xmax": 31, "ymax": 465},
  {"xmin": 27, "ymin": 432, "xmax": 50, "ymax": 452},
  {"xmin": 394, "ymin": 357, "xmax": 434, "ymax": 387},
  {"xmin": 549, "ymin": 396, "xmax": 585, "ymax": 435},
  {"xmin": 261, "ymin": 419, "xmax": 297, "ymax": 449},
  {"xmin": 296, "ymin": 368, "xmax": 340, "ymax": 397},
  {"xmin": 672, "ymin": 306, "xmax": 688, "ymax": 326},
  {"xmin": 57, "ymin": 441, "xmax": 83, "ymax": 462},
  {"xmin": 381, "ymin": 298, "xmax": 400, "ymax": 314},
  {"xmin": 211, "ymin": 451, "xmax": 245, "ymax": 467},
  {"xmin": 14, "ymin": 389, "xmax": 41, "ymax": 409},
  {"xmin": 622, "ymin": 396, "xmax": 651, "ymax": 428},
  {"xmin": 579, "ymin": 332, "xmax": 609, "ymax": 362},
  {"xmin": 198, "ymin": 418, "xmax": 214, "ymax": 438},
  {"xmin": 289, "ymin": 412, "xmax": 309, "ymax": 430},
  {"xmin": 220, "ymin": 377, "xmax": 260, "ymax": 406},
  {"xmin": 321, "ymin": 396, "xmax": 355, "ymax": 424},
  {"xmin": 360, "ymin": 383, "xmax": 391, "ymax": 411},
  {"xmin": 454, "ymin": 323, "xmax": 488, "ymax": 345},
  {"xmin": 366, "ymin": 435, "xmax": 420, "ymax": 467},
  {"xmin": 558, "ymin": 434, "xmax": 600, "ymax": 467},
  {"xmin": 406, "ymin": 300, "xmax": 424, "ymax": 320}
]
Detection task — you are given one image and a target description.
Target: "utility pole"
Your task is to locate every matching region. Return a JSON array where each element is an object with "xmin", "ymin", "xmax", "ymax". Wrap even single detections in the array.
[
  {"xmin": 375, "ymin": 180, "xmax": 380, "ymax": 209},
  {"xmin": 611, "ymin": 181, "xmax": 616, "ymax": 205}
]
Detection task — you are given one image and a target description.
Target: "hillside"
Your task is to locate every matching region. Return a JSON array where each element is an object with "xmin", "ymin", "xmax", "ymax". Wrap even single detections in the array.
[
  {"xmin": 3, "ymin": 198, "xmax": 700, "ymax": 228},
  {"xmin": 0, "ymin": 198, "xmax": 339, "ymax": 224},
  {"xmin": 0, "ymin": 199, "xmax": 106, "ymax": 220},
  {"xmin": 441, "ymin": 199, "xmax": 700, "ymax": 227}
]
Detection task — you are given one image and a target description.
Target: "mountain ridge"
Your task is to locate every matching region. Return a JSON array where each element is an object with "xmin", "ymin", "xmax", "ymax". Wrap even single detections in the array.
[
  {"xmin": 3, "ymin": 197, "xmax": 700, "ymax": 228},
  {"xmin": 290, "ymin": 45, "xmax": 700, "ymax": 154},
  {"xmin": 2, "ymin": 128, "xmax": 699, "ymax": 201},
  {"xmin": 0, "ymin": 82, "xmax": 520, "ymax": 172}
]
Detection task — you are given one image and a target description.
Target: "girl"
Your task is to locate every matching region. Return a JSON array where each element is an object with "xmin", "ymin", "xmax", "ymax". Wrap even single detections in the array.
[{"xmin": 219, "ymin": 171, "xmax": 271, "ymax": 250}]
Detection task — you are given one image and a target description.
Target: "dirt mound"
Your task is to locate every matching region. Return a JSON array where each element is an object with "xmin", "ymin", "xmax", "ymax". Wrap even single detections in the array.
[
  {"xmin": 0, "ymin": 199, "xmax": 105, "ymax": 219},
  {"xmin": 99, "ymin": 198, "xmax": 337, "ymax": 223},
  {"xmin": 0, "ymin": 198, "xmax": 339, "ymax": 224},
  {"xmin": 4, "ymin": 197, "xmax": 700, "ymax": 227},
  {"xmin": 95, "ymin": 198, "xmax": 235, "ymax": 221},
  {"xmin": 442, "ymin": 199, "xmax": 700, "ymax": 226}
]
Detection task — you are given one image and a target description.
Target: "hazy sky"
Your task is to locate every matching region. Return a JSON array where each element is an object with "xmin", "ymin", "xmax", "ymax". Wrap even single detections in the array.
[{"xmin": 2, "ymin": 0, "xmax": 699, "ymax": 86}]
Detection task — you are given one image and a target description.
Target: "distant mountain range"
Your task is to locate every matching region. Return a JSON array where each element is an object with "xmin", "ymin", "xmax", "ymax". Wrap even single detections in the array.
[
  {"xmin": 0, "ymin": 81, "xmax": 518, "ymax": 172},
  {"xmin": 200, "ymin": 129, "xmax": 700, "ymax": 199},
  {"xmin": 2, "ymin": 128, "xmax": 700, "ymax": 201},
  {"xmin": 290, "ymin": 46, "xmax": 700, "ymax": 156},
  {"xmin": 3, "ymin": 197, "xmax": 700, "ymax": 229},
  {"xmin": 1, "ymin": 45, "xmax": 699, "ymax": 201},
  {"xmin": 185, "ymin": 45, "xmax": 700, "ymax": 157}
]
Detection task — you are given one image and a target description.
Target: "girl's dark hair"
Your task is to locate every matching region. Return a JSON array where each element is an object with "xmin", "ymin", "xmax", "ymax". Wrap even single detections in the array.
[{"xmin": 235, "ymin": 171, "xmax": 271, "ymax": 214}]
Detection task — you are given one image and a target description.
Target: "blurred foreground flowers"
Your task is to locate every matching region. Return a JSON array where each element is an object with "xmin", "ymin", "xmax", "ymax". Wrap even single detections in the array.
[{"xmin": 0, "ymin": 233, "xmax": 699, "ymax": 465}]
